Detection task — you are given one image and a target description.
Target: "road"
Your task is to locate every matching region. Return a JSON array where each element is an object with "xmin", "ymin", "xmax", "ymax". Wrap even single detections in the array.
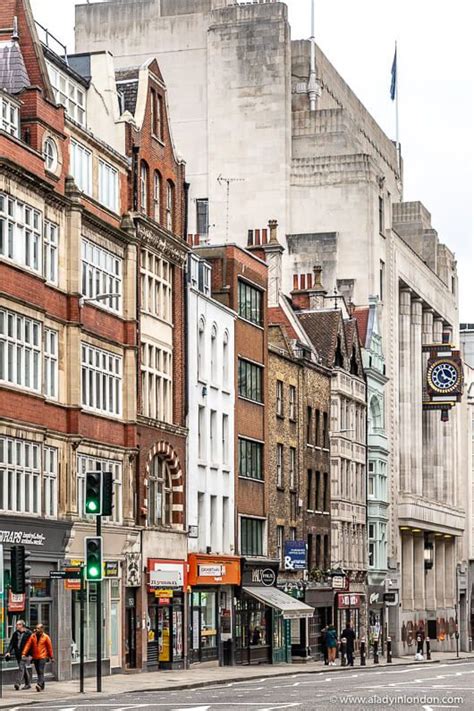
[{"xmin": 7, "ymin": 660, "xmax": 474, "ymax": 711}]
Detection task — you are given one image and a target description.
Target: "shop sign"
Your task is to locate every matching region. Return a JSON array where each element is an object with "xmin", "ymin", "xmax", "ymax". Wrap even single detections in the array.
[
  {"xmin": 284, "ymin": 541, "xmax": 307, "ymax": 571},
  {"xmin": 0, "ymin": 517, "xmax": 72, "ymax": 553},
  {"xmin": 158, "ymin": 597, "xmax": 171, "ymax": 605},
  {"xmin": 337, "ymin": 593, "xmax": 361, "ymax": 609},
  {"xmin": 154, "ymin": 589, "xmax": 173, "ymax": 598},
  {"xmin": 104, "ymin": 561, "xmax": 119, "ymax": 578},
  {"xmin": 8, "ymin": 591, "xmax": 25, "ymax": 612},
  {"xmin": 188, "ymin": 555, "xmax": 241, "ymax": 586},
  {"xmin": 199, "ymin": 565, "xmax": 225, "ymax": 578},
  {"xmin": 332, "ymin": 575, "xmax": 347, "ymax": 590},
  {"xmin": 148, "ymin": 559, "xmax": 185, "ymax": 589},
  {"xmin": 251, "ymin": 568, "xmax": 276, "ymax": 587},
  {"xmin": 383, "ymin": 592, "xmax": 399, "ymax": 606}
]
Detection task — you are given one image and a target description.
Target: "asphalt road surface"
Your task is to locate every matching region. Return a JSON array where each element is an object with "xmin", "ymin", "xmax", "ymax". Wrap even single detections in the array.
[{"xmin": 8, "ymin": 660, "xmax": 474, "ymax": 711}]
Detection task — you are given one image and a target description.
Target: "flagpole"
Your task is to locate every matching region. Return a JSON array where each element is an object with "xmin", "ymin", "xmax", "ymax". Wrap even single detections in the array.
[{"xmin": 395, "ymin": 40, "xmax": 400, "ymax": 176}]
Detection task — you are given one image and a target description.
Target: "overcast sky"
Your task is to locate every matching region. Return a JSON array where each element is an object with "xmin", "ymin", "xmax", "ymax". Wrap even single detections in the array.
[{"xmin": 30, "ymin": 0, "xmax": 473, "ymax": 320}]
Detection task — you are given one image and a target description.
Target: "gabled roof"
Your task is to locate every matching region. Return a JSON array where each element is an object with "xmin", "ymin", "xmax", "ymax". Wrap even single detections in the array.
[
  {"xmin": 0, "ymin": 40, "xmax": 30, "ymax": 94},
  {"xmin": 353, "ymin": 307, "xmax": 369, "ymax": 348},
  {"xmin": 297, "ymin": 309, "xmax": 343, "ymax": 369}
]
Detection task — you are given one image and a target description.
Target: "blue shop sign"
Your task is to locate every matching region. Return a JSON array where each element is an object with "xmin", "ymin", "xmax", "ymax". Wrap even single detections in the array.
[{"xmin": 284, "ymin": 540, "xmax": 307, "ymax": 571}]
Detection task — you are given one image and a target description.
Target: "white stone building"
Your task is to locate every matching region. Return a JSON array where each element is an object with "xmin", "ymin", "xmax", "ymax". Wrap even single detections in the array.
[{"xmin": 76, "ymin": 0, "xmax": 466, "ymax": 653}]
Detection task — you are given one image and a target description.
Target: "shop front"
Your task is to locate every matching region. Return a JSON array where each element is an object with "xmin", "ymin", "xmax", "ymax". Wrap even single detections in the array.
[
  {"xmin": 0, "ymin": 516, "xmax": 73, "ymax": 681},
  {"xmin": 236, "ymin": 561, "xmax": 314, "ymax": 665},
  {"xmin": 147, "ymin": 558, "xmax": 186, "ymax": 670},
  {"xmin": 336, "ymin": 592, "xmax": 364, "ymax": 639},
  {"xmin": 304, "ymin": 586, "xmax": 334, "ymax": 659},
  {"xmin": 368, "ymin": 586, "xmax": 385, "ymax": 652},
  {"xmin": 187, "ymin": 554, "xmax": 241, "ymax": 665}
]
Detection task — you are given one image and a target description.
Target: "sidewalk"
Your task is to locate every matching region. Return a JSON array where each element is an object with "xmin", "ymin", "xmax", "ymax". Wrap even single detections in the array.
[{"xmin": 1, "ymin": 651, "xmax": 473, "ymax": 709}]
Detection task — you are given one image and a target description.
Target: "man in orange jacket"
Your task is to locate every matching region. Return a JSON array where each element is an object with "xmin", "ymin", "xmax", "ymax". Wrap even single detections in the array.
[{"xmin": 22, "ymin": 624, "xmax": 54, "ymax": 692}]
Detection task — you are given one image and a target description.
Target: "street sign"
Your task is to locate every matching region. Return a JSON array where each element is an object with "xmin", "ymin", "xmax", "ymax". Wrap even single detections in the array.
[
  {"xmin": 49, "ymin": 571, "xmax": 68, "ymax": 579},
  {"xmin": 50, "ymin": 569, "xmax": 81, "ymax": 580}
]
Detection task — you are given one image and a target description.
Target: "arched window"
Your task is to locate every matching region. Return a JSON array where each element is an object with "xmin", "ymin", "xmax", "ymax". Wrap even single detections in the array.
[
  {"xmin": 166, "ymin": 180, "xmax": 175, "ymax": 231},
  {"xmin": 211, "ymin": 323, "xmax": 218, "ymax": 384},
  {"xmin": 369, "ymin": 396, "xmax": 382, "ymax": 432},
  {"xmin": 198, "ymin": 317, "xmax": 205, "ymax": 380},
  {"xmin": 140, "ymin": 161, "xmax": 149, "ymax": 214},
  {"xmin": 148, "ymin": 455, "xmax": 173, "ymax": 527},
  {"xmin": 153, "ymin": 171, "xmax": 161, "ymax": 223},
  {"xmin": 222, "ymin": 330, "xmax": 229, "ymax": 388}
]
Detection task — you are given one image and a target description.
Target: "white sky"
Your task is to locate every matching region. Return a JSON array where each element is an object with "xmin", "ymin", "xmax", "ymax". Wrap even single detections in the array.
[{"xmin": 30, "ymin": 0, "xmax": 473, "ymax": 320}]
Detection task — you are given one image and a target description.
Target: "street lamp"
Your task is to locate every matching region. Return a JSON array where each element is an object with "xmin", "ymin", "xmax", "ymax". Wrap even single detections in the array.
[{"xmin": 79, "ymin": 292, "xmax": 121, "ymax": 308}]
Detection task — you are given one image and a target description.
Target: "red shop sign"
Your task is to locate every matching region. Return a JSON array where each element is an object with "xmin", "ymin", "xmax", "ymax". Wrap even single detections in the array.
[
  {"xmin": 8, "ymin": 590, "xmax": 25, "ymax": 612},
  {"xmin": 337, "ymin": 593, "xmax": 361, "ymax": 609}
]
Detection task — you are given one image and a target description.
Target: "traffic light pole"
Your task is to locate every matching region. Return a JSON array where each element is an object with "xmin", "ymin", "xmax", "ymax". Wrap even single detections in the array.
[
  {"xmin": 96, "ymin": 514, "xmax": 102, "ymax": 693},
  {"xmin": 80, "ymin": 564, "xmax": 85, "ymax": 694}
]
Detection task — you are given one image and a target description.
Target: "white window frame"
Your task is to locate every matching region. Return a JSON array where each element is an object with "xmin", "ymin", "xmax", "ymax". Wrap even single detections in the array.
[
  {"xmin": 0, "ymin": 436, "xmax": 41, "ymax": 515},
  {"xmin": 43, "ymin": 220, "xmax": 58, "ymax": 284},
  {"xmin": 70, "ymin": 139, "xmax": 92, "ymax": 195},
  {"xmin": 276, "ymin": 443, "xmax": 284, "ymax": 488},
  {"xmin": 140, "ymin": 340, "xmax": 172, "ymax": 423},
  {"xmin": 0, "ymin": 93, "xmax": 20, "ymax": 137},
  {"xmin": 44, "ymin": 137, "xmax": 58, "ymax": 172},
  {"xmin": 81, "ymin": 238, "xmax": 122, "ymax": 314},
  {"xmin": 140, "ymin": 249, "xmax": 172, "ymax": 323},
  {"xmin": 0, "ymin": 193, "xmax": 42, "ymax": 273},
  {"xmin": 0, "ymin": 307, "xmax": 41, "ymax": 393},
  {"xmin": 46, "ymin": 61, "xmax": 86, "ymax": 127},
  {"xmin": 222, "ymin": 330, "xmax": 230, "ymax": 389},
  {"xmin": 77, "ymin": 453, "xmax": 122, "ymax": 523},
  {"xmin": 43, "ymin": 446, "xmax": 58, "ymax": 518},
  {"xmin": 153, "ymin": 172, "xmax": 161, "ymax": 223},
  {"xmin": 289, "ymin": 385, "xmax": 296, "ymax": 421},
  {"xmin": 166, "ymin": 181, "xmax": 174, "ymax": 231},
  {"xmin": 222, "ymin": 414, "xmax": 229, "ymax": 467},
  {"xmin": 276, "ymin": 380, "xmax": 283, "ymax": 417},
  {"xmin": 148, "ymin": 455, "xmax": 172, "ymax": 528},
  {"xmin": 210, "ymin": 324, "xmax": 218, "ymax": 385},
  {"xmin": 98, "ymin": 160, "xmax": 119, "ymax": 213},
  {"xmin": 44, "ymin": 328, "xmax": 58, "ymax": 400},
  {"xmin": 81, "ymin": 343, "xmax": 122, "ymax": 417},
  {"xmin": 289, "ymin": 447, "xmax": 296, "ymax": 490},
  {"xmin": 140, "ymin": 163, "xmax": 148, "ymax": 214}
]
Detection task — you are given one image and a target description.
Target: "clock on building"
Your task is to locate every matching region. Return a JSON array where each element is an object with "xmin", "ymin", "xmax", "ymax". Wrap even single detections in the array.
[{"xmin": 427, "ymin": 360, "xmax": 461, "ymax": 394}]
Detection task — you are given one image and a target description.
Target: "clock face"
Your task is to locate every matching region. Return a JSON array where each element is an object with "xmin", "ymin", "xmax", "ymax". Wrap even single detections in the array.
[{"xmin": 428, "ymin": 361, "xmax": 460, "ymax": 392}]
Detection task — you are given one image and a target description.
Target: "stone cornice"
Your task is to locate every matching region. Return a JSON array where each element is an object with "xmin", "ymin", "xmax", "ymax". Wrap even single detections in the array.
[{"xmin": 135, "ymin": 215, "xmax": 189, "ymax": 267}]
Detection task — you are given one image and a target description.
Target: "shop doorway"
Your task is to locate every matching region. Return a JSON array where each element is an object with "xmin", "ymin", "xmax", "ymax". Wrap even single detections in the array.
[
  {"xmin": 147, "ymin": 596, "xmax": 184, "ymax": 669},
  {"xmin": 189, "ymin": 590, "xmax": 218, "ymax": 663},
  {"xmin": 235, "ymin": 597, "xmax": 271, "ymax": 665},
  {"xmin": 125, "ymin": 589, "xmax": 137, "ymax": 669}
]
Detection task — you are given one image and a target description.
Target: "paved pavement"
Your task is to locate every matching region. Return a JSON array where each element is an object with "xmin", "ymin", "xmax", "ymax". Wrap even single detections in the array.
[{"xmin": 1, "ymin": 654, "xmax": 473, "ymax": 710}]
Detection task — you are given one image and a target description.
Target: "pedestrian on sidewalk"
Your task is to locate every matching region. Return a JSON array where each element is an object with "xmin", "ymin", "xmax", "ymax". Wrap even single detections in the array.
[
  {"xmin": 341, "ymin": 622, "xmax": 356, "ymax": 667},
  {"xmin": 321, "ymin": 626, "xmax": 329, "ymax": 665},
  {"xmin": 415, "ymin": 624, "xmax": 425, "ymax": 660},
  {"xmin": 22, "ymin": 624, "xmax": 54, "ymax": 692},
  {"xmin": 326, "ymin": 624, "xmax": 337, "ymax": 666},
  {"xmin": 4, "ymin": 620, "xmax": 33, "ymax": 690}
]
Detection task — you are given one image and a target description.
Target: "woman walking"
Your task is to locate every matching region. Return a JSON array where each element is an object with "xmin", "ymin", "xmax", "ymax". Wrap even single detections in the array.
[{"xmin": 325, "ymin": 624, "xmax": 338, "ymax": 666}]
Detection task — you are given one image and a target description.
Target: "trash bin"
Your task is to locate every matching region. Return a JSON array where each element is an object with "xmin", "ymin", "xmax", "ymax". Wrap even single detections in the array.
[{"xmin": 222, "ymin": 639, "xmax": 234, "ymax": 666}]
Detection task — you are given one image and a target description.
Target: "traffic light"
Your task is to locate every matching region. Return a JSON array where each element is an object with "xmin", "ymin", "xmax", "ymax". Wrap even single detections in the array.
[
  {"xmin": 85, "ymin": 471, "xmax": 102, "ymax": 515},
  {"xmin": 102, "ymin": 471, "xmax": 114, "ymax": 517},
  {"xmin": 11, "ymin": 545, "xmax": 31, "ymax": 594},
  {"xmin": 85, "ymin": 536, "xmax": 103, "ymax": 581}
]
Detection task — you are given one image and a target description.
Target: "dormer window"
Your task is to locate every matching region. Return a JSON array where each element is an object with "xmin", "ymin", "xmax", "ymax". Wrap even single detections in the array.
[
  {"xmin": 44, "ymin": 137, "xmax": 58, "ymax": 172},
  {"xmin": 0, "ymin": 92, "xmax": 20, "ymax": 138},
  {"xmin": 46, "ymin": 60, "xmax": 86, "ymax": 127}
]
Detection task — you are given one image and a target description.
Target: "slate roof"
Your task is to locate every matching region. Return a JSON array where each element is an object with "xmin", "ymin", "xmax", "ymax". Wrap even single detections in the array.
[
  {"xmin": 297, "ymin": 309, "xmax": 342, "ymax": 368},
  {"xmin": 115, "ymin": 67, "xmax": 139, "ymax": 115},
  {"xmin": 0, "ymin": 41, "xmax": 30, "ymax": 94}
]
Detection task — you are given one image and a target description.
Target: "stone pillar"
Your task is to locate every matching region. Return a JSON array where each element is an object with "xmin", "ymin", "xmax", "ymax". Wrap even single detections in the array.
[
  {"xmin": 421, "ymin": 309, "xmax": 435, "ymax": 498},
  {"xmin": 435, "ymin": 538, "xmax": 446, "ymax": 610},
  {"xmin": 425, "ymin": 551, "xmax": 437, "ymax": 612},
  {"xmin": 399, "ymin": 289, "xmax": 412, "ymax": 492},
  {"xmin": 410, "ymin": 298, "xmax": 423, "ymax": 495},
  {"xmin": 401, "ymin": 532, "xmax": 414, "ymax": 610},
  {"xmin": 413, "ymin": 534, "xmax": 426, "ymax": 610},
  {"xmin": 445, "ymin": 538, "xmax": 455, "ymax": 608},
  {"xmin": 433, "ymin": 318, "xmax": 444, "ymax": 501}
]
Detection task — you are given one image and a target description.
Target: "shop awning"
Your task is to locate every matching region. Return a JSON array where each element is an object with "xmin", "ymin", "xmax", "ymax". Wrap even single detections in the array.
[{"xmin": 243, "ymin": 586, "xmax": 315, "ymax": 619}]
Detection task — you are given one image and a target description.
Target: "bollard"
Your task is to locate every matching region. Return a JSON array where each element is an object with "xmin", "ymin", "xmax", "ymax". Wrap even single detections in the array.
[
  {"xmin": 386, "ymin": 636, "xmax": 392, "ymax": 663},
  {"xmin": 360, "ymin": 638, "xmax": 366, "ymax": 666},
  {"xmin": 340, "ymin": 638, "xmax": 347, "ymax": 666},
  {"xmin": 426, "ymin": 638, "xmax": 431, "ymax": 660},
  {"xmin": 373, "ymin": 639, "xmax": 379, "ymax": 664}
]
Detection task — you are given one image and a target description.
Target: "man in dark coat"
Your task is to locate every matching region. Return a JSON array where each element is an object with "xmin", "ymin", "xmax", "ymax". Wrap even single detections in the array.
[
  {"xmin": 5, "ymin": 620, "xmax": 33, "ymax": 690},
  {"xmin": 341, "ymin": 622, "xmax": 356, "ymax": 666}
]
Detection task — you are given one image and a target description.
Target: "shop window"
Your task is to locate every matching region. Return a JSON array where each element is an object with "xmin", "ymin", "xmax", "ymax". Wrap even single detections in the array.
[{"xmin": 148, "ymin": 455, "xmax": 173, "ymax": 527}]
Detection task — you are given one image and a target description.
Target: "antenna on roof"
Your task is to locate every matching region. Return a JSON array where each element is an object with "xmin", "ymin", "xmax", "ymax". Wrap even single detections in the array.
[
  {"xmin": 12, "ymin": 16, "xmax": 19, "ymax": 41},
  {"xmin": 217, "ymin": 174, "xmax": 245, "ymax": 243}
]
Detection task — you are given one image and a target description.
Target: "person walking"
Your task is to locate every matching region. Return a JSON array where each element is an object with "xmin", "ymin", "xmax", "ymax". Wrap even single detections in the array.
[
  {"xmin": 22, "ymin": 624, "xmax": 54, "ymax": 692},
  {"xmin": 416, "ymin": 623, "xmax": 425, "ymax": 660},
  {"xmin": 341, "ymin": 622, "xmax": 356, "ymax": 666},
  {"xmin": 325, "ymin": 624, "xmax": 338, "ymax": 665},
  {"xmin": 4, "ymin": 620, "xmax": 33, "ymax": 690},
  {"xmin": 321, "ymin": 626, "xmax": 329, "ymax": 665}
]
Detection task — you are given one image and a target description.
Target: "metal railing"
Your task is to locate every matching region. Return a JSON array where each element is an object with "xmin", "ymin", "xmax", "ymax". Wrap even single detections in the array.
[{"xmin": 35, "ymin": 20, "xmax": 68, "ymax": 64}]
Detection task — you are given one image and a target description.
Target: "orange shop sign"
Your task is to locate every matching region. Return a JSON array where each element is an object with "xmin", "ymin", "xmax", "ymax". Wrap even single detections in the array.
[{"xmin": 188, "ymin": 554, "xmax": 241, "ymax": 586}]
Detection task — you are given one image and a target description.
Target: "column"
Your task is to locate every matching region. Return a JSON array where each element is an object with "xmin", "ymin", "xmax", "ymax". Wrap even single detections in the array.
[
  {"xmin": 401, "ymin": 533, "xmax": 414, "ymax": 610},
  {"xmin": 435, "ymin": 538, "xmax": 446, "ymax": 610},
  {"xmin": 433, "ymin": 318, "xmax": 444, "ymax": 501},
  {"xmin": 444, "ymin": 538, "xmax": 455, "ymax": 608},
  {"xmin": 399, "ymin": 289, "xmax": 412, "ymax": 492},
  {"xmin": 422, "ymin": 308, "xmax": 435, "ymax": 499},
  {"xmin": 410, "ymin": 298, "xmax": 423, "ymax": 495},
  {"xmin": 413, "ymin": 534, "xmax": 426, "ymax": 610},
  {"xmin": 425, "ymin": 553, "xmax": 437, "ymax": 612}
]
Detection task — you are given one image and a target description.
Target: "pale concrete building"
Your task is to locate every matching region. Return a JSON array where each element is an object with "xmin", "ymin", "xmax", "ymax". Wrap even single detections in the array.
[{"xmin": 75, "ymin": 0, "xmax": 466, "ymax": 653}]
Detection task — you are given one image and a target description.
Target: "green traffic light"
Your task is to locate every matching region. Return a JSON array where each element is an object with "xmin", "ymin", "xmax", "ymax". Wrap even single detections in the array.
[
  {"xmin": 87, "ymin": 501, "xmax": 98, "ymax": 513},
  {"xmin": 88, "ymin": 565, "xmax": 100, "ymax": 578}
]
